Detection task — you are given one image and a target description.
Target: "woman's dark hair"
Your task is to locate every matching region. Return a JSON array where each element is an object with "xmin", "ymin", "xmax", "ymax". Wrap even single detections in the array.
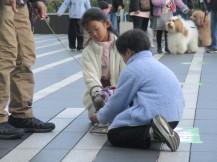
[
  {"xmin": 81, "ymin": 7, "xmax": 118, "ymax": 37},
  {"xmin": 116, "ymin": 29, "xmax": 150, "ymax": 55}
]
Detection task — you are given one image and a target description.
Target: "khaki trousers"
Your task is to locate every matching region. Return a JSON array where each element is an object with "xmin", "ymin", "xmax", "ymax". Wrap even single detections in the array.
[{"xmin": 0, "ymin": 3, "xmax": 35, "ymax": 122}]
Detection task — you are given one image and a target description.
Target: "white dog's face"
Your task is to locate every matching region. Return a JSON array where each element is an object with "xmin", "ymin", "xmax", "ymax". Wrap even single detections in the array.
[{"xmin": 166, "ymin": 16, "xmax": 184, "ymax": 33}]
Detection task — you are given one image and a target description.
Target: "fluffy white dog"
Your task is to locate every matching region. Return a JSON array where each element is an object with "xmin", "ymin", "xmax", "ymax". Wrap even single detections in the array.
[{"xmin": 166, "ymin": 16, "xmax": 198, "ymax": 54}]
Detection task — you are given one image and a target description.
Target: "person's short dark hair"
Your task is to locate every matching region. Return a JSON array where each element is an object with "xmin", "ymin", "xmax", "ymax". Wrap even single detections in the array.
[{"xmin": 116, "ymin": 29, "xmax": 150, "ymax": 55}]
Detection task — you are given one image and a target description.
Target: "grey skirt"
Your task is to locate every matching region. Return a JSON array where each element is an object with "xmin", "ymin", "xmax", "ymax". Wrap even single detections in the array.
[{"xmin": 150, "ymin": 11, "xmax": 173, "ymax": 30}]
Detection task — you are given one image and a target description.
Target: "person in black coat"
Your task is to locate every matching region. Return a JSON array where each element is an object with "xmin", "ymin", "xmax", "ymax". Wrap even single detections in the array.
[
  {"xmin": 129, "ymin": 0, "xmax": 151, "ymax": 32},
  {"xmin": 98, "ymin": 0, "xmax": 124, "ymax": 33}
]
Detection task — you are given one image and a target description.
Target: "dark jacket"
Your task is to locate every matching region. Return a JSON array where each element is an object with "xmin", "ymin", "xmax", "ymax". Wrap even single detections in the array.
[
  {"xmin": 208, "ymin": 0, "xmax": 217, "ymax": 11},
  {"xmin": 129, "ymin": 0, "xmax": 151, "ymax": 13},
  {"xmin": 98, "ymin": 0, "xmax": 124, "ymax": 13}
]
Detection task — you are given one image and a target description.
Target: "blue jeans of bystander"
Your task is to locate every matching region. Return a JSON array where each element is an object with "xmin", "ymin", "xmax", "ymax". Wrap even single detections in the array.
[
  {"xmin": 210, "ymin": 10, "xmax": 217, "ymax": 50},
  {"xmin": 107, "ymin": 13, "xmax": 118, "ymax": 33}
]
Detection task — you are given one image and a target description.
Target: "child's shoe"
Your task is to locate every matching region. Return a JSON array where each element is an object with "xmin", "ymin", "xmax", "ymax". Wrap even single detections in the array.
[{"xmin": 151, "ymin": 115, "xmax": 180, "ymax": 152}]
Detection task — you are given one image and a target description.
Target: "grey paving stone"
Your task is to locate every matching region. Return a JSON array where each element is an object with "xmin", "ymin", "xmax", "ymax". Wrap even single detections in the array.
[
  {"xmin": 0, "ymin": 134, "xmax": 31, "ymax": 149},
  {"xmin": 195, "ymin": 109, "xmax": 217, "ymax": 120},
  {"xmin": 0, "ymin": 134, "xmax": 32, "ymax": 159},
  {"xmin": 191, "ymin": 134, "xmax": 217, "ymax": 152},
  {"xmin": 0, "ymin": 149, "xmax": 10, "ymax": 158},
  {"xmin": 33, "ymin": 99, "xmax": 77, "ymax": 108},
  {"xmin": 30, "ymin": 149, "xmax": 69, "ymax": 162},
  {"xmin": 45, "ymin": 132, "xmax": 84, "ymax": 149},
  {"xmin": 94, "ymin": 149, "xmax": 159, "ymax": 162},
  {"xmin": 33, "ymin": 107, "xmax": 64, "ymax": 120},
  {"xmin": 97, "ymin": 140, "xmax": 161, "ymax": 162},
  {"xmin": 63, "ymin": 118, "xmax": 92, "ymax": 133},
  {"xmin": 190, "ymin": 152, "xmax": 217, "ymax": 162},
  {"xmin": 103, "ymin": 140, "xmax": 162, "ymax": 151},
  {"xmin": 77, "ymin": 110, "xmax": 89, "ymax": 119},
  {"xmin": 194, "ymin": 119, "xmax": 217, "ymax": 134}
]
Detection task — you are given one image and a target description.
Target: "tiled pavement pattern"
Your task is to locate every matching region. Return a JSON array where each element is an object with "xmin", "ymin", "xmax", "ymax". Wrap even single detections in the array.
[{"xmin": 0, "ymin": 33, "xmax": 216, "ymax": 162}]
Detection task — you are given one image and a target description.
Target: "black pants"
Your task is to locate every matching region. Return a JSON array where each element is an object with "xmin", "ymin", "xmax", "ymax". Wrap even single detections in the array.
[
  {"xmin": 68, "ymin": 18, "xmax": 83, "ymax": 49},
  {"xmin": 131, "ymin": 16, "xmax": 149, "ymax": 32},
  {"xmin": 107, "ymin": 121, "xmax": 178, "ymax": 149},
  {"xmin": 157, "ymin": 30, "xmax": 168, "ymax": 49}
]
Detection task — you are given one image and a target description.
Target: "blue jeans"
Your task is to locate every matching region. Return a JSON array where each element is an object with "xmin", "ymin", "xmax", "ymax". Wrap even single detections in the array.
[
  {"xmin": 107, "ymin": 13, "xmax": 118, "ymax": 33},
  {"xmin": 210, "ymin": 10, "xmax": 217, "ymax": 49}
]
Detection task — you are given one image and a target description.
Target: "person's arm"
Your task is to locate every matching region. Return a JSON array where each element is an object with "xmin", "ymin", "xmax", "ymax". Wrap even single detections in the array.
[
  {"xmin": 97, "ymin": 68, "xmax": 140, "ymax": 125},
  {"xmin": 82, "ymin": 49, "xmax": 102, "ymax": 92},
  {"xmin": 57, "ymin": 0, "xmax": 71, "ymax": 16},
  {"xmin": 174, "ymin": 0, "xmax": 189, "ymax": 13},
  {"xmin": 151, "ymin": 0, "xmax": 167, "ymax": 7}
]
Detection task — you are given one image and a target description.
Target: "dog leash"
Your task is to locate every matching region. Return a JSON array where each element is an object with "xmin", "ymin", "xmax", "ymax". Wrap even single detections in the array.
[
  {"xmin": 198, "ymin": 0, "xmax": 208, "ymax": 23},
  {"xmin": 43, "ymin": 15, "xmax": 102, "ymax": 86}
]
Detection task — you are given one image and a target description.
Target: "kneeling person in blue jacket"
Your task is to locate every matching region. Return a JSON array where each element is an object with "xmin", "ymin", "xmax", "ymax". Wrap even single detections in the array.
[{"xmin": 90, "ymin": 29, "xmax": 185, "ymax": 152}]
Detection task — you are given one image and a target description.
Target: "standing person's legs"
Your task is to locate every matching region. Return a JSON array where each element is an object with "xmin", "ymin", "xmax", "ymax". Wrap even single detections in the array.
[
  {"xmin": 141, "ymin": 18, "xmax": 149, "ymax": 32},
  {"xmin": 211, "ymin": 10, "xmax": 217, "ymax": 49},
  {"xmin": 157, "ymin": 30, "xmax": 163, "ymax": 53},
  {"xmin": 7, "ymin": 5, "xmax": 55, "ymax": 133},
  {"xmin": 9, "ymin": 5, "xmax": 35, "ymax": 119},
  {"xmin": 131, "ymin": 16, "xmax": 143, "ymax": 29},
  {"xmin": 0, "ymin": 2, "xmax": 17, "ymax": 123},
  {"xmin": 108, "ymin": 125, "xmax": 152, "ymax": 149},
  {"xmin": 76, "ymin": 19, "xmax": 84, "ymax": 50},
  {"xmin": 164, "ymin": 30, "xmax": 170, "ymax": 53},
  {"xmin": 108, "ymin": 117, "xmax": 179, "ymax": 151},
  {"xmin": 110, "ymin": 13, "xmax": 118, "ymax": 32},
  {"xmin": 141, "ymin": 18, "xmax": 154, "ymax": 48},
  {"xmin": 68, "ymin": 18, "xmax": 77, "ymax": 50}
]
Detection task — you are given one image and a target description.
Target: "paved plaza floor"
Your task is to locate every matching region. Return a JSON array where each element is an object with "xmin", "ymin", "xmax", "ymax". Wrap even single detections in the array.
[{"xmin": 0, "ymin": 33, "xmax": 216, "ymax": 162}]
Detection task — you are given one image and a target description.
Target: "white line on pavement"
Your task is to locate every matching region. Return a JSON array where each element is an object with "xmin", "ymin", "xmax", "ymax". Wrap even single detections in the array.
[
  {"xmin": 33, "ymin": 54, "xmax": 81, "ymax": 74},
  {"xmin": 35, "ymin": 36, "xmax": 67, "ymax": 44},
  {"xmin": 36, "ymin": 49, "xmax": 67, "ymax": 58},
  {"xmin": 33, "ymin": 71, "xmax": 83, "ymax": 102},
  {"xmin": 36, "ymin": 40, "xmax": 68, "ymax": 50}
]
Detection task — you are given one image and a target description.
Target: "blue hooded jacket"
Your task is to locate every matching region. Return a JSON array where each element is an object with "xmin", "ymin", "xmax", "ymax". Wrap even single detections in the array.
[{"xmin": 97, "ymin": 51, "xmax": 185, "ymax": 130}]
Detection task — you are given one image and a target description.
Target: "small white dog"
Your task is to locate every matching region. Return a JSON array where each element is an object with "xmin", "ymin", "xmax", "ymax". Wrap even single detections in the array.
[{"xmin": 166, "ymin": 16, "xmax": 198, "ymax": 54}]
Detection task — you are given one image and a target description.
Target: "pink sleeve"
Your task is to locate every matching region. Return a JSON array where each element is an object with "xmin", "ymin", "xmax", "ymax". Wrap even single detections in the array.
[
  {"xmin": 174, "ymin": 0, "xmax": 188, "ymax": 10},
  {"xmin": 151, "ymin": 0, "xmax": 167, "ymax": 7}
]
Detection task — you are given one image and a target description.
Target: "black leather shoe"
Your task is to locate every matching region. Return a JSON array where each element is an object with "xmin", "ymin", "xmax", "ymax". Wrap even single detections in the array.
[
  {"xmin": 0, "ymin": 122, "xmax": 25, "ymax": 139},
  {"xmin": 9, "ymin": 116, "xmax": 55, "ymax": 133}
]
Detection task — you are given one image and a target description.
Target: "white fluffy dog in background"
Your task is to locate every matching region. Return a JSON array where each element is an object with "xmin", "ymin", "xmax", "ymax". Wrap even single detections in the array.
[{"xmin": 166, "ymin": 16, "xmax": 198, "ymax": 54}]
